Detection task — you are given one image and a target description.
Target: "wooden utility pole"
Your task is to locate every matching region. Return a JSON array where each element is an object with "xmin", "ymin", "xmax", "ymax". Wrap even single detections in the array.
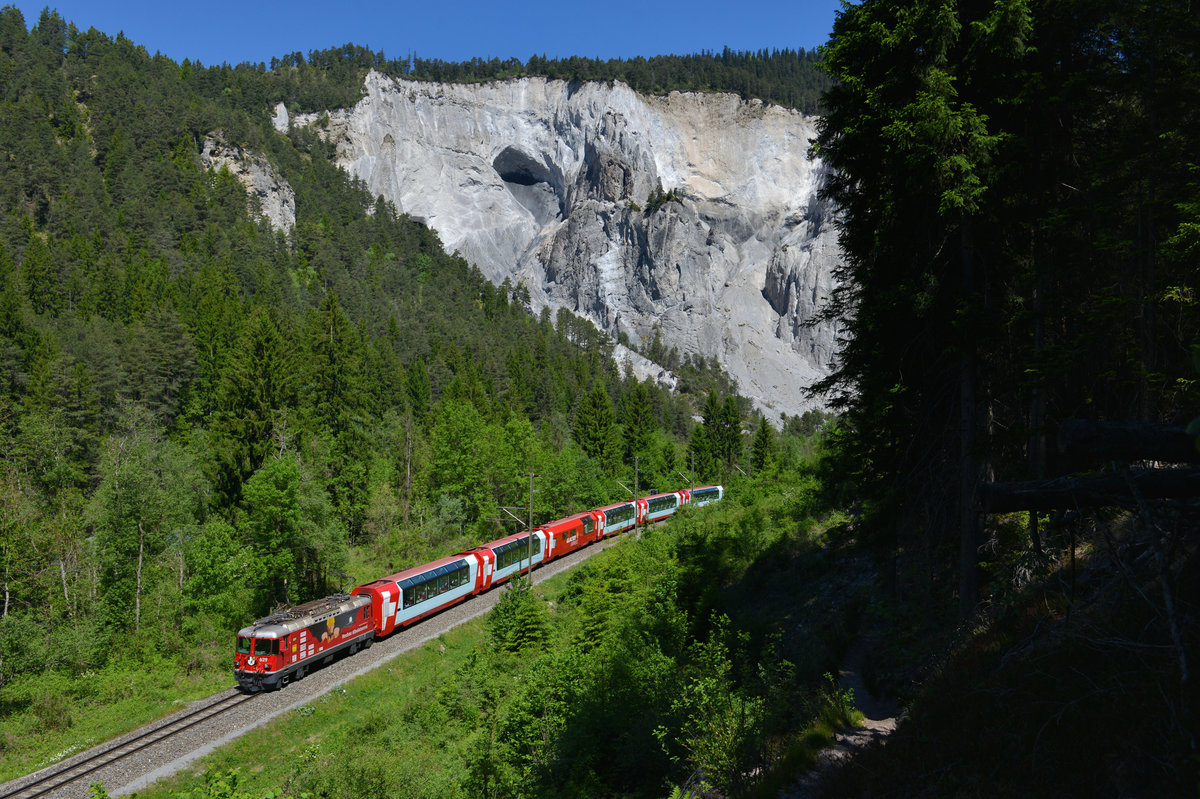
[
  {"xmin": 632, "ymin": 456, "xmax": 640, "ymax": 537},
  {"xmin": 527, "ymin": 472, "xmax": 537, "ymax": 574}
]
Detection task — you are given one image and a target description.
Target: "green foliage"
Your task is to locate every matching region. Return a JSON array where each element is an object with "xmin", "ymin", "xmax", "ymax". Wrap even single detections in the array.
[
  {"xmin": 657, "ymin": 615, "xmax": 765, "ymax": 796},
  {"xmin": 0, "ymin": 7, "xmax": 689, "ymax": 677},
  {"xmin": 814, "ymin": 0, "xmax": 1200, "ymax": 606},
  {"xmin": 182, "ymin": 519, "xmax": 257, "ymax": 642},
  {"xmin": 88, "ymin": 405, "xmax": 203, "ymax": 633},
  {"xmin": 168, "ymin": 769, "xmax": 291, "ymax": 799},
  {"xmin": 687, "ymin": 391, "xmax": 745, "ymax": 479},
  {"xmin": 0, "ymin": 24, "xmax": 806, "ymax": 794},
  {"xmin": 644, "ymin": 185, "xmax": 681, "ymax": 214},
  {"xmin": 750, "ymin": 416, "xmax": 775, "ymax": 474},
  {"xmin": 487, "ymin": 582, "xmax": 550, "ymax": 653},
  {"xmin": 240, "ymin": 454, "xmax": 345, "ymax": 610},
  {"xmin": 572, "ymin": 382, "xmax": 617, "ymax": 468},
  {"xmin": 207, "ymin": 307, "xmax": 298, "ymax": 507},
  {"xmin": 0, "ymin": 653, "xmax": 230, "ymax": 783},
  {"xmin": 400, "ymin": 48, "xmax": 834, "ymax": 114},
  {"xmin": 620, "ymin": 381, "xmax": 656, "ymax": 464}
]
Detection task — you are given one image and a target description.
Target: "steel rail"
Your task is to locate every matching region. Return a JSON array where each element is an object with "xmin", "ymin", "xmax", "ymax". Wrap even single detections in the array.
[{"xmin": 0, "ymin": 689, "xmax": 256, "ymax": 799}]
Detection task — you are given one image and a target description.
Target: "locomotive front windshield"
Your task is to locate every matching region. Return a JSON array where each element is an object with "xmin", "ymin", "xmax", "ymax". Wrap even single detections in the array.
[{"xmin": 237, "ymin": 636, "xmax": 252, "ymax": 655}]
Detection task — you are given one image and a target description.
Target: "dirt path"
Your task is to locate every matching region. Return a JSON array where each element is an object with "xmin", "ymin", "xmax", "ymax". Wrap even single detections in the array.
[{"xmin": 778, "ymin": 637, "xmax": 899, "ymax": 798}]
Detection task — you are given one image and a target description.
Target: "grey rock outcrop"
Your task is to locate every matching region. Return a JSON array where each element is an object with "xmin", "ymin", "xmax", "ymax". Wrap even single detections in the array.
[
  {"xmin": 201, "ymin": 138, "xmax": 296, "ymax": 233},
  {"xmin": 295, "ymin": 71, "xmax": 839, "ymax": 418},
  {"xmin": 272, "ymin": 101, "xmax": 290, "ymax": 133}
]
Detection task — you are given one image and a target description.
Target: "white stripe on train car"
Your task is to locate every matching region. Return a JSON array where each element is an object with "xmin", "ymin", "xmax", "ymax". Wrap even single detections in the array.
[{"xmin": 381, "ymin": 590, "xmax": 397, "ymax": 626}]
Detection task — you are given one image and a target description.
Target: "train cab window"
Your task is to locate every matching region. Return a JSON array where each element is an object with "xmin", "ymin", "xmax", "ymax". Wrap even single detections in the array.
[
  {"xmin": 255, "ymin": 638, "xmax": 278, "ymax": 656},
  {"xmin": 237, "ymin": 636, "xmax": 252, "ymax": 655}
]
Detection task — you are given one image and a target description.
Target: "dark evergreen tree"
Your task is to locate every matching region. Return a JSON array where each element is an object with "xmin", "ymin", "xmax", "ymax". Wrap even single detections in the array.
[
  {"xmin": 208, "ymin": 307, "xmax": 299, "ymax": 508},
  {"xmin": 750, "ymin": 417, "xmax": 774, "ymax": 474},
  {"xmin": 305, "ymin": 291, "xmax": 370, "ymax": 536},
  {"xmin": 573, "ymin": 382, "xmax": 615, "ymax": 464},
  {"xmin": 621, "ymin": 382, "xmax": 656, "ymax": 465},
  {"xmin": 815, "ymin": 0, "xmax": 1200, "ymax": 613}
]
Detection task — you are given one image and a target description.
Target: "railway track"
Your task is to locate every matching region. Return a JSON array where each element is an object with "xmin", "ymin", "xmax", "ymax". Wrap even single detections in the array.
[
  {"xmin": 0, "ymin": 689, "xmax": 256, "ymax": 799},
  {"xmin": 2, "ymin": 531, "xmax": 635, "ymax": 797}
]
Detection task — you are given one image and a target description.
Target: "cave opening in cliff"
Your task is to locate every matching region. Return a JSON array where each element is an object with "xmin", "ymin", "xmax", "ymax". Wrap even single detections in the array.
[{"xmin": 493, "ymin": 146, "xmax": 563, "ymax": 226}]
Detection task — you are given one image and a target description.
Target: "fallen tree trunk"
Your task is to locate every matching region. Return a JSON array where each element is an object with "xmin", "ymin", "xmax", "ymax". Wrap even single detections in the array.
[
  {"xmin": 979, "ymin": 468, "xmax": 1200, "ymax": 513},
  {"xmin": 1058, "ymin": 419, "xmax": 1199, "ymax": 463}
]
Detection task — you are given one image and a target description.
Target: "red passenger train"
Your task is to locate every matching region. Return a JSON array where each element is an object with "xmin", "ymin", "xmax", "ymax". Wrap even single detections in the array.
[{"xmin": 234, "ymin": 485, "xmax": 723, "ymax": 691}]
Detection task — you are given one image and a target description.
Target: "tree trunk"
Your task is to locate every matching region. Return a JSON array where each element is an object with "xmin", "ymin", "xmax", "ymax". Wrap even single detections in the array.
[
  {"xmin": 59, "ymin": 558, "xmax": 71, "ymax": 619},
  {"xmin": 136, "ymin": 521, "xmax": 144, "ymax": 632},
  {"xmin": 403, "ymin": 414, "xmax": 413, "ymax": 526},
  {"xmin": 980, "ymin": 468, "xmax": 1200, "ymax": 512},
  {"xmin": 959, "ymin": 225, "xmax": 979, "ymax": 617},
  {"xmin": 1028, "ymin": 257, "xmax": 1046, "ymax": 555}
]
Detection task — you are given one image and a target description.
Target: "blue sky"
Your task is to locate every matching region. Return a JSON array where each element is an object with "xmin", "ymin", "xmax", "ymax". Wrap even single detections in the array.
[{"xmin": 10, "ymin": 1, "xmax": 844, "ymax": 68}]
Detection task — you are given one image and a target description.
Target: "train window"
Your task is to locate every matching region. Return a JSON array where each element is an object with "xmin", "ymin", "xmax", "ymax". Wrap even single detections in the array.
[
  {"xmin": 496, "ymin": 536, "xmax": 540, "ymax": 570},
  {"xmin": 401, "ymin": 563, "xmax": 469, "ymax": 609},
  {"xmin": 607, "ymin": 504, "xmax": 633, "ymax": 526},
  {"xmin": 648, "ymin": 496, "xmax": 678, "ymax": 513},
  {"xmin": 237, "ymin": 636, "xmax": 252, "ymax": 655},
  {"xmin": 582, "ymin": 516, "xmax": 593, "ymax": 535}
]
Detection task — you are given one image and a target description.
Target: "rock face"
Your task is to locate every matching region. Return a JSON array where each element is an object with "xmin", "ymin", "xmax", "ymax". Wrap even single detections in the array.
[
  {"xmin": 201, "ymin": 138, "xmax": 296, "ymax": 233},
  {"xmin": 297, "ymin": 71, "xmax": 839, "ymax": 418}
]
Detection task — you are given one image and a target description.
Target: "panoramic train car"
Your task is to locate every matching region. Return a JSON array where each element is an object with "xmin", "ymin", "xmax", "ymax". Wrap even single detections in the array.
[
  {"xmin": 235, "ymin": 485, "xmax": 724, "ymax": 691},
  {"xmin": 234, "ymin": 592, "xmax": 374, "ymax": 691},
  {"xmin": 463, "ymin": 529, "xmax": 548, "ymax": 592},
  {"xmin": 596, "ymin": 500, "xmax": 637, "ymax": 537},
  {"xmin": 539, "ymin": 510, "xmax": 602, "ymax": 560},
  {"xmin": 353, "ymin": 553, "xmax": 480, "ymax": 637},
  {"xmin": 639, "ymin": 490, "xmax": 686, "ymax": 524},
  {"xmin": 688, "ymin": 485, "xmax": 724, "ymax": 507}
]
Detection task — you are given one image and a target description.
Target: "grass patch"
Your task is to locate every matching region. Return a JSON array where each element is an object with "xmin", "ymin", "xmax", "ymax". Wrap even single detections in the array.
[
  {"xmin": 0, "ymin": 651, "xmax": 230, "ymax": 782},
  {"xmin": 132, "ymin": 569, "xmax": 586, "ymax": 799}
]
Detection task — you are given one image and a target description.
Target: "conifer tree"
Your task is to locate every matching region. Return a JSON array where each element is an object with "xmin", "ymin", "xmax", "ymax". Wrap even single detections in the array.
[
  {"xmin": 622, "ymin": 382, "xmax": 656, "ymax": 464},
  {"xmin": 305, "ymin": 291, "xmax": 369, "ymax": 535},
  {"xmin": 208, "ymin": 307, "xmax": 299, "ymax": 508},
  {"xmin": 750, "ymin": 417, "xmax": 774, "ymax": 474},
  {"xmin": 573, "ymin": 382, "xmax": 615, "ymax": 464}
]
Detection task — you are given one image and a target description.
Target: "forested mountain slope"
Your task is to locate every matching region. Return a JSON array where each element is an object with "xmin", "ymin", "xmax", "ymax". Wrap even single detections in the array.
[{"xmin": 0, "ymin": 7, "xmax": 768, "ymax": 694}]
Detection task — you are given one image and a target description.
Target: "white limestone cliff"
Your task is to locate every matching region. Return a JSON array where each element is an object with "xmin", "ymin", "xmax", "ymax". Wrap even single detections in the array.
[{"xmin": 295, "ymin": 71, "xmax": 839, "ymax": 418}]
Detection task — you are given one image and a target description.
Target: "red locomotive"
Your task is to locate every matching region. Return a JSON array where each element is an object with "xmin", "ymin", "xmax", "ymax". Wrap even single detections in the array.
[
  {"xmin": 234, "ymin": 593, "xmax": 376, "ymax": 691},
  {"xmin": 234, "ymin": 485, "xmax": 723, "ymax": 691}
]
